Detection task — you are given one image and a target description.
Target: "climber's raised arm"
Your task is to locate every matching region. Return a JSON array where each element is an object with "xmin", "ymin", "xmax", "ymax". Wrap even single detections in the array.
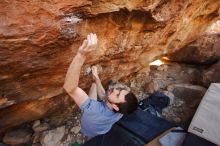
[
  {"xmin": 63, "ymin": 33, "xmax": 98, "ymax": 107},
  {"xmin": 92, "ymin": 66, "xmax": 106, "ymax": 100}
]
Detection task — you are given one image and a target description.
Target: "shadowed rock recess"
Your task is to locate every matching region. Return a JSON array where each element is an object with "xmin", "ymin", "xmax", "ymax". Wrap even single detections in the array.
[{"xmin": 0, "ymin": 0, "xmax": 220, "ymax": 138}]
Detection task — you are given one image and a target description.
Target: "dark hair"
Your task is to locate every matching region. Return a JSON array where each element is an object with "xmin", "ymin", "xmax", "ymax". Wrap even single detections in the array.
[{"xmin": 116, "ymin": 92, "xmax": 138, "ymax": 115}]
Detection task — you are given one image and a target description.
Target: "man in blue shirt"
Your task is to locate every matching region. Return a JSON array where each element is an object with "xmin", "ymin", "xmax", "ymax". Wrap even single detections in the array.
[{"xmin": 63, "ymin": 33, "xmax": 138, "ymax": 137}]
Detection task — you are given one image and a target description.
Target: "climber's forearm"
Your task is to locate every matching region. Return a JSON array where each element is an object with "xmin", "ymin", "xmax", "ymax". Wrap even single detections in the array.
[
  {"xmin": 63, "ymin": 52, "xmax": 86, "ymax": 93},
  {"xmin": 95, "ymin": 77, "xmax": 106, "ymax": 99},
  {"xmin": 64, "ymin": 33, "xmax": 97, "ymax": 95}
]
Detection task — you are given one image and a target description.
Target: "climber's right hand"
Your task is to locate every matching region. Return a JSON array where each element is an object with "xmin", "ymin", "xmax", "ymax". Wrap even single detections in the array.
[
  {"xmin": 92, "ymin": 66, "xmax": 99, "ymax": 80},
  {"xmin": 78, "ymin": 33, "xmax": 98, "ymax": 57}
]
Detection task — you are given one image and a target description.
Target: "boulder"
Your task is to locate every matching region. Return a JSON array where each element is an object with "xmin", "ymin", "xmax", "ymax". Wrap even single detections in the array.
[
  {"xmin": 167, "ymin": 83, "xmax": 206, "ymax": 108},
  {"xmin": 149, "ymin": 63, "xmax": 202, "ymax": 89},
  {"xmin": 40, "ymin": 126, "xmax": 66, "ymax": 146},
  {"xmin": 144, "ymin": 80, "xmax": 159, "ymax": 94},
  {"xmin": 32, "ymin": 120, "xmax": 41, "ymax": 129},
  {"xmin": 33, "ymin": 123, "xmax": 50, "ymax": 133},
  {"xmin": 202, "ymin": 61, "xmax": 220, "ymax": 87},
  {"xmin": 168, "ymin": 34, "xmax": 220, "ymax": 64},
  {"xmin": 70, "ymin": 125, "xmax": 81, "ymax": 134},
  {"xmin": 163, "ymin": 84, "xmax": 207, "ymax": 123},
  {"xmin": 3, "ymin": 127, "xmax": 32, "ymax": 145}
]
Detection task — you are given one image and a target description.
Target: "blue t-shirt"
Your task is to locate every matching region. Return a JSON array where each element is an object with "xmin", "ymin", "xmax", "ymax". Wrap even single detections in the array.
[{"xmin": 80, "ymin": 97, "xmax": 123, "ymax": 137}]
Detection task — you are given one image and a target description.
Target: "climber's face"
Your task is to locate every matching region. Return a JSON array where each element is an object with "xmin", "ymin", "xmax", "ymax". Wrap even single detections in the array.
[{"xmin": 107, "ymin": 88, "xmax": 128, "ymax": 104}]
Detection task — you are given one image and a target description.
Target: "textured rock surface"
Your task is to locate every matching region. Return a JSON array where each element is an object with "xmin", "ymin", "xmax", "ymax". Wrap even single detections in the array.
[
  {"xmin": 167, "ymin": 84, "xmax": 206, "ymax": 108},
  {"xmin": 164, "ymin": 83, "xmax": 207, "ymax": 123},
  {"xmin": 168, "ymin": 34, "xmax": 220, "ymax": 64},
  {"xmin": 144, "ymin": 80, "xmax": 159, "ymax": 94},
  {"xmin": 3, "ymin": 127, "xmax": 32, "ymax": 145},
  {"xmin": 202, "ymin": 61, "xmax": 220, "ymax": 87},
  {"xmin": 121, "ymin": 63, "xmax": 208, "ymax": 124},
  {"xmin": 0, "ymin": 0, "xmax": 220, "ymax": 135},
  {"xmin": 0, "ymin": 94, "xmax": 68, "ymax": 135},
  {"xmin": 40, "ymin": 126, "xmax": 66, "ymax": 146}
]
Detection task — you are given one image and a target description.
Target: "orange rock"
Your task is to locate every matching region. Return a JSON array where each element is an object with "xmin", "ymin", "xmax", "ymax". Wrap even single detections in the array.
[{"xmin": 0, "ymin": 0, "xmax": 220, "ymax": 135}]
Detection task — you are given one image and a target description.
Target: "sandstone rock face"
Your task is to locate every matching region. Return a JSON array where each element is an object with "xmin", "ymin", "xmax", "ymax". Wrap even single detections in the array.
[
  {"xmin": 0, "ymin": 94, "xmax": 67, "ymax": 135},
  {"xmin": 3, "ymin": 127, "xmax": 32, "ymax": 145},
  {"xmin": 202, "ymin": 61, "xmax": 220, "ymax": 87},
  {"xmin": 0, "ymin": 0, "xmax": 220, "ymax": 134},
  {"xmin": 164, "ymin": 84, "xmax": 207, "ymax": 123},
  {"xmin": 33, "ymin": 122, "xmax": 50, "ymax": 133},
  {"xmin": 167, "ymin": 84, "xmax": 206, "ymax": 107},
  {"xmin": 168, "ymin": 34, "xmax": 220, "ymax": 64}
]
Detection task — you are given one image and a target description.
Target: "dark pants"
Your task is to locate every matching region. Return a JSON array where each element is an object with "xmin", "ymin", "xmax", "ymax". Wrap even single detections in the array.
[{"xmin": 82, "ymin": 109, "xmax": 174, "ymax": 146}]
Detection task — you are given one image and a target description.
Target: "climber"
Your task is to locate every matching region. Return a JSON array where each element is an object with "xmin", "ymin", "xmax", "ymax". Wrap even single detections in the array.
[{"xmin": 63, "ymin": 33, "xmax": 138, "ymax": 138}]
